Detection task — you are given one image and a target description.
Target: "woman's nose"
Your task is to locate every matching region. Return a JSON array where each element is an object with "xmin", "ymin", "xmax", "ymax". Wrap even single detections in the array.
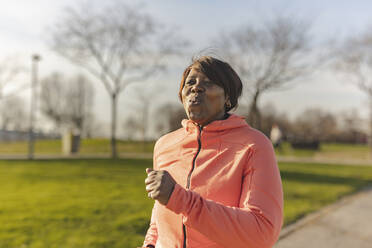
[{"xmin": 191, "ymin": 82, "xmax": 204, "ymax": 93}]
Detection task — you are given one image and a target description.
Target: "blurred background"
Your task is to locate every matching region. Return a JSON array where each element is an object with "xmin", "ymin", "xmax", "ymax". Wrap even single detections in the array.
[
  {"xmin": 0, "ymin": 0, "xmax": 370, "ymax": 159},
  {"xmin": 1, "ymin": 0, "xmax": 372, "ymax": 247}
]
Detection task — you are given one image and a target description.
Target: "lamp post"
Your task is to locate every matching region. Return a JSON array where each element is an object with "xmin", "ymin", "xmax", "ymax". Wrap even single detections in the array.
[{"xmin": 28, "ymin": 54, "xmax": 41, "ymax": 160}]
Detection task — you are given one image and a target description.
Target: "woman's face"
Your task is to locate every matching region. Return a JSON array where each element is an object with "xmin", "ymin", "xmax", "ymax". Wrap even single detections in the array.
[{"xmin": 181, "ymin": 67, "xmax": 228, "ymax": 126}]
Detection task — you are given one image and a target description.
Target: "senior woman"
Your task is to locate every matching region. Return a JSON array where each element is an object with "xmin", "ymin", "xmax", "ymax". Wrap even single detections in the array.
[{"xmin": 143, "ymin": 56, "xmax": 283, "ymax": 248}]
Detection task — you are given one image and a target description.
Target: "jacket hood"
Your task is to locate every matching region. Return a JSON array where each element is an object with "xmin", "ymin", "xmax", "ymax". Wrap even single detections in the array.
[{"xmin": 181, "ymin": 114, "xmax": 248, "ymax": 133}]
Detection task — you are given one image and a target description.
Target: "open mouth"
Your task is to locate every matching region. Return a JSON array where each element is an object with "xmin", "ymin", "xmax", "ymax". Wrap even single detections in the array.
[{"xmin": 189, "ymin": 96, "xmax": 203, "ymax": 105}]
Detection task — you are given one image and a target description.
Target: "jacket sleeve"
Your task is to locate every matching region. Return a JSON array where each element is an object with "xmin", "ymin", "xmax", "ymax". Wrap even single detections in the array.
[
  {"xmin": 165, "ymin": 138, "xmax": 283, "ymax": 248},
  {"xmin": 142, "ymin": 203, "xmax": 158, "ymax": 247}
]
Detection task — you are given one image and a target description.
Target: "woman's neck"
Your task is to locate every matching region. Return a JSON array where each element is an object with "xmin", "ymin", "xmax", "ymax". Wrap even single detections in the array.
[{"xmin": 195, "ymin": 112, "xmax": 230, "ymax": 127}]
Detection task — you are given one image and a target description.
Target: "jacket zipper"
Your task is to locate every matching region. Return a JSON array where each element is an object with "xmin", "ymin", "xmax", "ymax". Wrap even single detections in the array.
[{"xmin": 183, "ymin": 125, "xmax": 203, "ymax": 248}]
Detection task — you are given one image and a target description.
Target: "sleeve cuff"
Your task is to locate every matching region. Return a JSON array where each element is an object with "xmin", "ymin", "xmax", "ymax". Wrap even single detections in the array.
[{"xmin": 165, "ymin": 183, "xmax": 186, "ymax": 214}]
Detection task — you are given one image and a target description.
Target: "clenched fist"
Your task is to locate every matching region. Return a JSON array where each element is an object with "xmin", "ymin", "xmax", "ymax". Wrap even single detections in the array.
[{"xmin": 145, "ymin": 168, "xmax": 177, "ymax": 205}]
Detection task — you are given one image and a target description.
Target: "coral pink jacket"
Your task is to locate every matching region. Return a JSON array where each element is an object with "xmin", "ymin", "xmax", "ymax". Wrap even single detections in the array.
[{"xmin": 143, "ymin": 114, "xmax": 283, "ymax": 248}]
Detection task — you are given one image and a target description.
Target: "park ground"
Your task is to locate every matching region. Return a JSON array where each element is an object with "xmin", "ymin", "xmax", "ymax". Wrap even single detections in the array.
[
  {"xmin": 0, "ymin": 139, "xmax": 369, "ymax": 161},
  {"xmin": 0, "ymin": 140, "xmax": 371, "ymax": 247}
]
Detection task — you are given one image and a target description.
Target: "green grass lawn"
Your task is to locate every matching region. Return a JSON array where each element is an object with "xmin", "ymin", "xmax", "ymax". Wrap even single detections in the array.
[
  {"xmin": 0, "ymin": 139, "xmax": 369, "ymax": 162},
  {"xmin": 1, "ymin": 159, "xmax": 372, "ymax": 247},
  {"xmin": 0, "ymin": 138, "xmax": 369, "ymax": 163},
  {"xmin": 275, "ymin": 142, "xmax": 370, "ymax": 160},
  {"xmin": 0, "ymin": 159, "xmax": 153, "ymax": 248},
  {"xmin": 0, "ymin": 139, "xmax": 156, "ymax": 155}
]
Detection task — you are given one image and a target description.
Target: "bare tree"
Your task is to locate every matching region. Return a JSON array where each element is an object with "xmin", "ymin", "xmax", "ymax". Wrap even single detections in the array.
[
  {"xmin": 0, "ymin": 96, "xmax": 28, "ymax": 130},
  {"xmin": 335, "ymin": 28, "xmax": 372, "ymax": 155},
  {"xmin": 122, "ymin": 84, "xmax": 157, "ymax": 151},
  {"xmin": 49, "ymin": 1, "xmax": 186, "ymax": 158},
  {"xmin": 40, "ymin": 72, "xmax": 95, "ymax": 136},
  {"xmin": 258, "ymin": 102, "xmax": 292, "ymax": 139},
  {"xmin": 66, "ymin": 74, "xmax": 95, "ymax": 134},
  {"xmin": 122, "ymin": 89, "xmax": 151, "ymax": 151},
  {"xmin": 0, "ymin": 56, "xmax": 25, "ymax": 99},
  {"xmin": 155, "ymin": 102, "xmax": 187, "ymax": 136},
  {"xmin": 123, "ymin": 117, "xmax": 139, "ymax": 141},
  {"xmin": 215, "ymin": 16, "xmax": 314, "ymax": 130},
  {"xmin": 290, "ymin": 108, "xmax": 338, "ymax": 143},
  {"xmin": 40, "ymin": 73, "xmax": 66, "ymax": 130},
  {"xmin": 337, "ymin": 109, "xmax": 366, "ymax": 144},
  {"xmin": 83, "ymin": 113, "xmax": 101, "ymax": 138},
  {"xmin": 137, "ymin": 89, "xmax": 151, "ymax": 148}
]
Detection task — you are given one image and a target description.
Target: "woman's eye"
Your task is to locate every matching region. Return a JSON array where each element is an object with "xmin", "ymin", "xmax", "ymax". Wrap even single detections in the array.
[{"xmin": 186, "ymin": 80, "xmax": 194, "ymax": 85}]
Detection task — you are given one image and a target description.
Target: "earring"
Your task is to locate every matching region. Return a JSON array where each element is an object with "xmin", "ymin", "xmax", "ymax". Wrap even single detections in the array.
[{"xmin": 226, "ymin": 101, "xmax": 231, "ymax": 108}]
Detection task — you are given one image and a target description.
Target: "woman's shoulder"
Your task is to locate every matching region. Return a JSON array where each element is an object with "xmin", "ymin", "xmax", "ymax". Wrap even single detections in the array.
[
  {"xmin": 225, "ymin": 125, "xmax": 272, "ymax": 148},
  {"xmin": 154, "ymin": 127, "xmax": 186, "ymax": 152}
]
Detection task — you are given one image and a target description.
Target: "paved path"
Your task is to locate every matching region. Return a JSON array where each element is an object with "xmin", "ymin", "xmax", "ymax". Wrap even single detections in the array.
[{"xmin": 275, "ymin": 185, "xmax": 372, "ymax": 248}]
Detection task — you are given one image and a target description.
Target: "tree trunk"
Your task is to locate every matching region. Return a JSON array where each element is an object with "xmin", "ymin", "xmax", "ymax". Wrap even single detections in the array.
[
  {"xmin": 248, "ymin": 91, "xmax": 261, "ymax": 130},
  {"xmin": 111, "ymin": 93, "xmax": 118, "ymax": 159},
  {"xmin": 142, "ymin": 105, "xmax": 148, "ymax": 152},
  {"xmin": 369, "ymin": 96, "xmax": 372, "ymax": 159}
]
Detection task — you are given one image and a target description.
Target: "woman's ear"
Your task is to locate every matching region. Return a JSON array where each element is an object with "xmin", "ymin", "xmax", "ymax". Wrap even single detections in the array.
[{"xmin": 225, "ymin": 98, "xmax": 231, "ymax": 109}]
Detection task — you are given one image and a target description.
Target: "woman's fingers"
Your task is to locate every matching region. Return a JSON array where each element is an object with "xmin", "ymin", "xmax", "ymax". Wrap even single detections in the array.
[
  {"xmin": 146, "ymin": 182, "xmax": 156, "ymax": 192},
  {"xmin": 145, "ymin": 168, "xmax": 157, "ymax": 186},
  {"xmin": 145, "ymin": 176, "xmax": 155, "ymax": 185}
]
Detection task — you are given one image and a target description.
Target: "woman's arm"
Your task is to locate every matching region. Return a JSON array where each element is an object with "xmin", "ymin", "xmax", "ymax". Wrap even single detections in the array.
[
  {"xmin": 143, "ymin": 141, "xmax": 161, "ymax": 248},
  {"xmin": 165, "ymin": 140, "xmax": 283, "ymax": 248}
]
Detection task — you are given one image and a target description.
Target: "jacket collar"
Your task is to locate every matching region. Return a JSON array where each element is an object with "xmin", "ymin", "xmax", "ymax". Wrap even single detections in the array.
[{"xmin": 181, "ymin": 114, "xmax": 248, "ymax": 133}]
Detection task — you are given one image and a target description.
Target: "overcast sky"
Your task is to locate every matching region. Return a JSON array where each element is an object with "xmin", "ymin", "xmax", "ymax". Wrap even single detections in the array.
[{"xmin": 0, "ymin": 0, "xmax": 371, "ymax": 137}]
